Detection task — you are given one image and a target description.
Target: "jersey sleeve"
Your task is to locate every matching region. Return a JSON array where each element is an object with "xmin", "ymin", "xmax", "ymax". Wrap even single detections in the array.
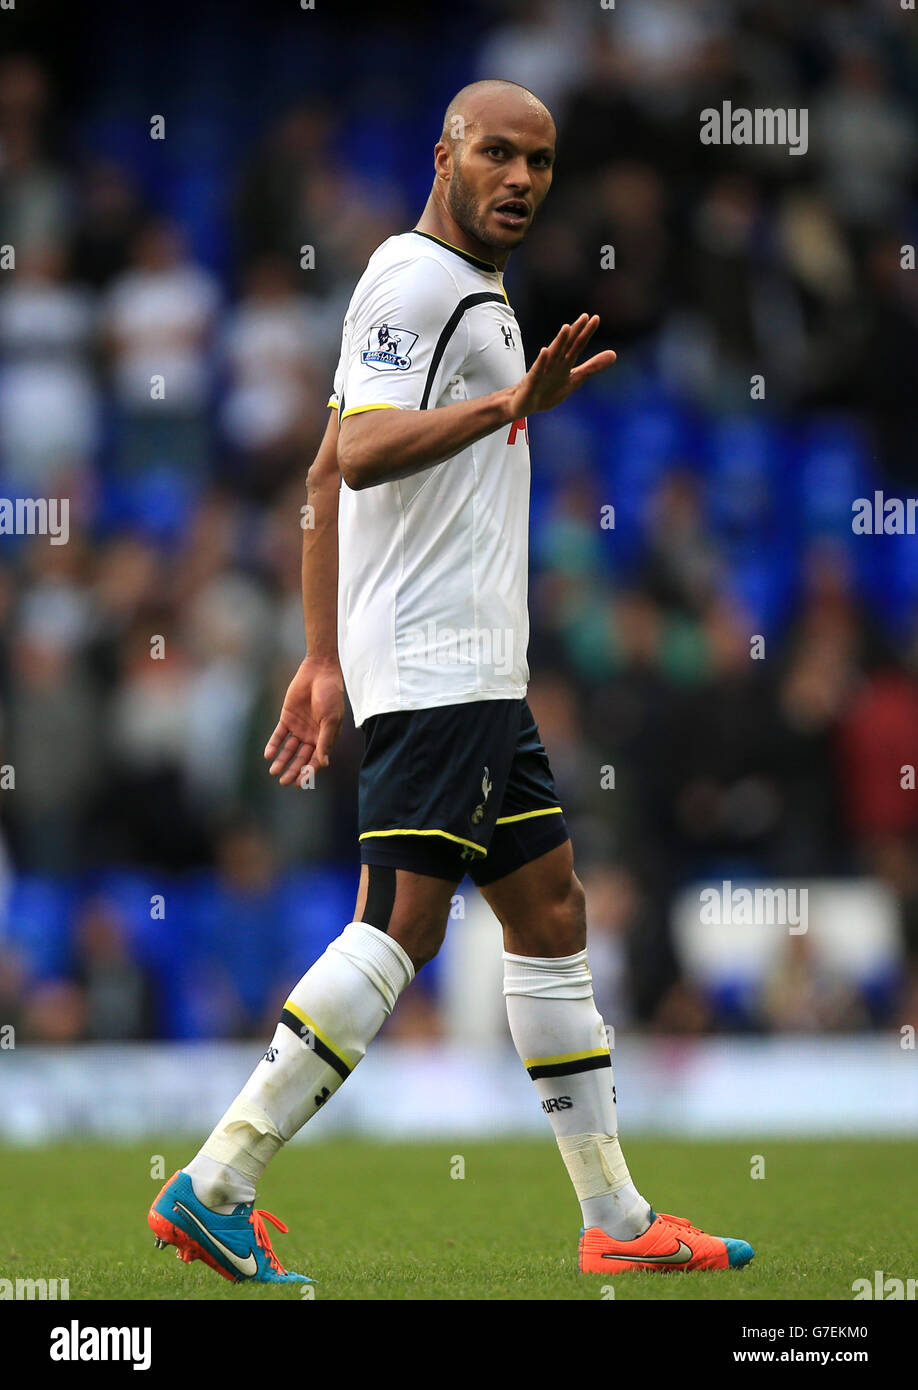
[
  {"xmin": 338, "ymin": 255, "xmax": 469, "ymax": 420},
  {"xmin": 328, "ymin": 320, "xmax": 347, "ymax": 410}
]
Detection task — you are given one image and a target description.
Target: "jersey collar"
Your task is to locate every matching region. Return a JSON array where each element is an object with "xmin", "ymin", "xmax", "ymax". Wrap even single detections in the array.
[{"xmin": 411, "ymin": 229, "xmax": 501, "ymax": 275}]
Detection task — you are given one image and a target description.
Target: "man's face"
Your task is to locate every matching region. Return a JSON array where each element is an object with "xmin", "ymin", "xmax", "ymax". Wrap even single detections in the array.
[{"xmin": 444, "ymin": 110, "xmax": 555, "ymax": 254}]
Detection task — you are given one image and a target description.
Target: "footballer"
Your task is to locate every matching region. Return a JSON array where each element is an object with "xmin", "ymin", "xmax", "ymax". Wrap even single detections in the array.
[{"xmin": 149, "ymin": 79, "xmax": 754, "ymax": 1285}]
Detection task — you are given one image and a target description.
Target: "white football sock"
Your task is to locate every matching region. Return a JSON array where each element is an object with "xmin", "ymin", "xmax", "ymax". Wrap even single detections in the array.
[
  {"xmin": 503, "ymin": 948, "xmax": 653, "ymax": 1240},
  {"xmin": 185, "ymin": 922, "xmax": 414, "ymax": 1211}
]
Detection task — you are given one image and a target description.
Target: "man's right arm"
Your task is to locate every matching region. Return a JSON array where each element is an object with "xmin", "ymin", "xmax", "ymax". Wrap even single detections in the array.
[
  {"xmin": 337, "ymin": 386, "xmax": 515, "ymax": 491},
  {"xmin": 338, "ymin": 313, "xmax": 615, "ymax": 491}
]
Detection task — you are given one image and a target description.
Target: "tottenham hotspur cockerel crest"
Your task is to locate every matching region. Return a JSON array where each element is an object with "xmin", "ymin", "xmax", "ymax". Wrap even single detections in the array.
[{"xmin": 471, "ymin": 766, "xmax": 492, "ymax": 826}]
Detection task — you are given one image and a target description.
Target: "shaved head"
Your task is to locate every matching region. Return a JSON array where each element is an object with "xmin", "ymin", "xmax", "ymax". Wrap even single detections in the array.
[
  {"xmin": 441, "ymin": 79, "xmax": 554, "ymax": 153},
  {"xmin": 425, "ymin": 79, "xmax": 556, "ymax": 264}
]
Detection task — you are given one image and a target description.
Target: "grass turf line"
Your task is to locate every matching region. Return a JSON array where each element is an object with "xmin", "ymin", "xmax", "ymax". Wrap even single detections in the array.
[{"xmin": 1, "ymin": 1138, "xmax": 915, "ymax": 1301}]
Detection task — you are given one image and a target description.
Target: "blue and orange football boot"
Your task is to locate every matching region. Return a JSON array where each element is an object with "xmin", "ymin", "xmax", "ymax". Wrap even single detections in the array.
[
  {"xmin": 580, "ymin": 1210, "xmax": 754, "ymax": 1274},
  {"xmin": 148, "ymin": 1170, "xmax": 312, "ymax": 1286}
]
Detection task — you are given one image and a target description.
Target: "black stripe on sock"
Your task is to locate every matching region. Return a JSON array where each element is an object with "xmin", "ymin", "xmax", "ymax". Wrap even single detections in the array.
[
  {"xmin": 527, "ymin": 1054, "xmax": 613, "ymax": 1081},
  {"xmin": 279, "ymin": 1009, "xmax": 351, "ymax": 1082}
]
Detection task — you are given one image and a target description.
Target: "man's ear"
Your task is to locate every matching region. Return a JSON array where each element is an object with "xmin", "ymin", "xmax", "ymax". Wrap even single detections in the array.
[{"xmin": 433, "ymin": 140, "xmax": 453, "ymax": 182}]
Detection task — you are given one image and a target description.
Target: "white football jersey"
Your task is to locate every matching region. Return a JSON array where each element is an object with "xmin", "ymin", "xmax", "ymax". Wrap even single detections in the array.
[{"xmin": 329, "ymin": 230, "xmax": 531, "ymax": 727}]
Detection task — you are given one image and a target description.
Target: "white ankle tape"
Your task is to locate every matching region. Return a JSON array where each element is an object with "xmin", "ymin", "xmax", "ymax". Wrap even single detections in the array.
[
  {"xmin": 503, "ymin": 948, "xmax": 593, "ymax": 999},
  {"xmin": 200, "ymin": 1097, "xmax": 285, "ymax": 1183},
  {"xmin": 330, "ymin": 922, "xmax": 415, "ymax": 1013},
  {"xmin": 556, "ymin": 1133, "xmax": 632, "ymax": 1199}
]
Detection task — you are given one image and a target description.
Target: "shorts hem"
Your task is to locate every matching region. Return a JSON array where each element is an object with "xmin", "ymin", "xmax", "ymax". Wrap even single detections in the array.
[
  {"xmin": 469, "ymin": 811, "xmax": 570, "ymax": 886},
  {"xmin": 359, "ymin": 827, "xmax": 486, "ymax": 856},
  {"xmin": 360, "ymin": 833, "xmax": 475, "ymax": 883}
]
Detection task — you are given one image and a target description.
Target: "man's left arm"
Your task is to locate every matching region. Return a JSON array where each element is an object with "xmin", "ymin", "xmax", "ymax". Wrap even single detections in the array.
[{"xmin": 265, "ymin": 405, "xmax": 346, "ymax": 787}]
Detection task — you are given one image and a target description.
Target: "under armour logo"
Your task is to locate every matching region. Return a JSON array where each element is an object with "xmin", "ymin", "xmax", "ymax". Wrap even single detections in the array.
[
  {"xmin": 263, "ymin": 1046, "xmax": 278, "ymax": 1063},
  {"xmin": 314, "ymin": 1087, "xmax": 331, "ymax": 1108},
  {"xmin": 501, "ymin": 326, "xmax": 514, "ymax": 348}
]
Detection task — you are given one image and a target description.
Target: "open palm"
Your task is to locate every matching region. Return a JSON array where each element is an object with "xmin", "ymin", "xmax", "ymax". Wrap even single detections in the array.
[{"xmin": 508, "ymin": 313, "xmax": 616, "ymax": 419}]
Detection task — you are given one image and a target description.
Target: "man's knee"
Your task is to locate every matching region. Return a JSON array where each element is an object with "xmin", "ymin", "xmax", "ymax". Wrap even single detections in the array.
[
  {"xmin": 386, "ymin": 874, "xmax": 455, "ymax": 971},
  {"xmin": 387, "ymin": 906, "xmax": 449, "ymax": 971},
  {"xmin": 355, "ymin": 865, "xmax": 454, "ymax": 971},
  {"xmin": 550, "ymin": 872, "xmax": 588, "ymax": 954},
  {"xmin": 507, "ymin": 872, "xmax": 587, "ymax": 957}
]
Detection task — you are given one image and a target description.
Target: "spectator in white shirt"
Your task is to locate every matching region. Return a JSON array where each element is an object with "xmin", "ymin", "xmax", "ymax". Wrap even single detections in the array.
[{"xmin": 103, "ymin": 219, "xmax": 220, "ymax": 477}]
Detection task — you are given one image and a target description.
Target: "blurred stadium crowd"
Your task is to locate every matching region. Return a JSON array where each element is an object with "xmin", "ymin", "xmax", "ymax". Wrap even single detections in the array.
[{"xmin": 1, "ymin": 0, "xmax": 917, "ymax": 1043}]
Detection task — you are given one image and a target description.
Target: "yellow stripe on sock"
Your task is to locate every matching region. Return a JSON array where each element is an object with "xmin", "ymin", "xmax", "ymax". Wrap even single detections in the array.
[
  {"xmin": 523, "ymin": 1046, "xmax": 610, "ymax": 1069},
  {"xmin": 283, "ymin": 999, "xmax": 356, "ymax": 1071}
]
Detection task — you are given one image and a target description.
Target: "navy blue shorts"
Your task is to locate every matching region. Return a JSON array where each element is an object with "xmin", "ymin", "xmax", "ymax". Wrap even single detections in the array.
[{"xmin": 358, "ymin": 698, "xmax": 569, "ymax": 885}]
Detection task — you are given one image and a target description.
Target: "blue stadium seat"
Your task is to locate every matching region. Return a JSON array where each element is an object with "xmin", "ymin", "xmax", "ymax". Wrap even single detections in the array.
[
  {"xmin": 84, "ymin": 869, "xmax": 168, "ymax": 969},
  {"xmin": 111, "ymin": 465, "xmax": 201, "ymax": 548},
  {"xmin": 706, "ymin": 415, "xmax": 781, "ymax": 536},
  {"xmin": 794, "ymin": 417, "xmax": 872, "ymax": 538},
  {"xmin": 6, "ymin": 877, "xmax": 74, "ymax": 979},
  {"xmin": 278, "ymin": 868, "xmax": 356, "ymax": 978}
]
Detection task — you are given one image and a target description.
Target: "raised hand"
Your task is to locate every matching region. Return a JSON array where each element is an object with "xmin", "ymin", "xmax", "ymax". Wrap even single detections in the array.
[{"xmin": 507, "ymin": 314, "xmax": 616, "ymax": 420}]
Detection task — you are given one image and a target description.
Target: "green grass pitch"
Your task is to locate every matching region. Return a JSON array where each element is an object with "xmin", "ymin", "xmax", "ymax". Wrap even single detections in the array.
[{"xmin": 2, "ymin": 1138, "xmax": 915, "ymax": 1300}]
